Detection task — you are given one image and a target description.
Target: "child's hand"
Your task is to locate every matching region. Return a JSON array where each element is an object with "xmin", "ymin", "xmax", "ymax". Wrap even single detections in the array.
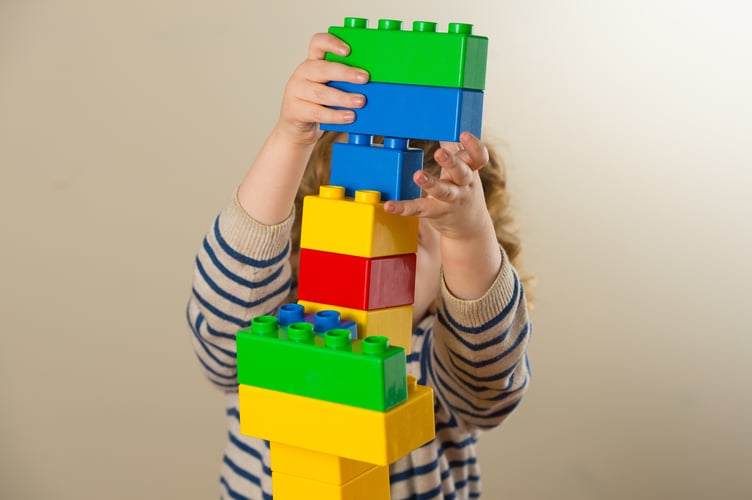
[
  {"xmin": 275, "ymin": 33, "xmax": 369, "ymax": 146},
  {"xmin": 385, "ymin": 132, "xmax": 501, "ymax": 300},
  {"xmin": 384, "ymin": 132, "xmax": 492, "ymax": 242}
]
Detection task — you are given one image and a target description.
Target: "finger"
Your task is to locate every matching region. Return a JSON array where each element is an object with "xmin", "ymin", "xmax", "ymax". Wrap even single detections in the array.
[
  {"xmin": 308, "ymin": 32, "xmax": 349, "ymax": 60},
  {"xmin": 433, "ymin": 147, "xmax": 474, "ymax": 187},
  {"xmin": 296, "ymin": 80, "xmax": 365, "ymax": 110},
  {"xmin": 289, "ymin": 99, "xmax": 355, "ymax": 125},
  {"xmin": 458, "ymin": 132, "xmax": 489, "ymax": 170},
  {"xmin": 297, "ymin": 59, "xmax": 369, "ymax": 86},
  {"xmin": 384, "ymin": 197, "xmax": 444, "ymax": 218},
  {"xmin": 413, "ymin": 169, "xmax": 464, "ymax": 203}
]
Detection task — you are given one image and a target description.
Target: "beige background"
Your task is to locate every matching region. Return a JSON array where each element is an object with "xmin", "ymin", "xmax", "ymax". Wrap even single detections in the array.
[{"xmin": 2, "ymin": 0, "xmax": 751, "ymax": 499}]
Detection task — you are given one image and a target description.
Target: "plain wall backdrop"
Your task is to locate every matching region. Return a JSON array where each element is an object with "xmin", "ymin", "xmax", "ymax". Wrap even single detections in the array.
[{"xmin": 1, "ymin": 1, "xmax": 751, "ymax": 499}]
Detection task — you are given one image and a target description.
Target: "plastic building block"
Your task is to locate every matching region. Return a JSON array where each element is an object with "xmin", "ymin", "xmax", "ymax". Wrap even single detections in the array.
[
  {"xmin": 330, "ymin": 135, "xmax": 423, "ymax": 201},
  {"xmin": 273, "ymin": 463, "xmax": 390, "ymax": 500},
  {"xmin": 300, "ymin": 186, "xmax": 418, "ymax": 258},
  {"xmin": 320, "ymin": 81, "xmax": 483, "ymax": 142},
  {"xmin": 239, "ymin": 377, "xmax": 435, "ymax": 465},
  {"xmin": 270, "ymin": 442, "xmax": 375, "ymax": 485},
  {"xmin": 326, "ymin": 17, "xmax": 488, "ymax": 90},
  {"xmin": 237, "ymin": 316, "xmax": 408, "ymax": 411},
  {"xmin": 298, "ymin": 248, "xmax": 416, "ymax": 311},
  {"xmin": 277, "ymin": 303, "xmax": 358, "ymax": 339},
  {"xmin": 298, "ymin": 300, "xmax": 414, "ymax": 353}
]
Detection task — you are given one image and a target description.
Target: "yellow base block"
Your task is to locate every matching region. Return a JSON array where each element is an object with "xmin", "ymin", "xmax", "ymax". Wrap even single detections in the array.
[
  {"xmin": 271, "ymin": 442, "xmax": 375, "ymax": 485},
  {"xmin": 273, "ymin": 463, "xmax": 390, "ymax": 500},
  {"xmin": 298, "ymin": 300, "xmax": 413, "ymax": 353},
  {"xmin": 239, "ymin": 378, "xmax": 435, "ymax": 466}
]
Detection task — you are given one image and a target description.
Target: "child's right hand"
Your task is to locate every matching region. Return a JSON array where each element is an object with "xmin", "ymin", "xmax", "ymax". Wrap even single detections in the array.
[{"xmin": 275, "ymin": 33, "xmax": 369, "ymax": 146}]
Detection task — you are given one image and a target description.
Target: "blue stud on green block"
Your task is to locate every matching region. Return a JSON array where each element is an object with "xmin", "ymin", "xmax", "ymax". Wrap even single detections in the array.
[{"xmin": 237, "ymin": 315, "xmax": 408, "ymax": 411}]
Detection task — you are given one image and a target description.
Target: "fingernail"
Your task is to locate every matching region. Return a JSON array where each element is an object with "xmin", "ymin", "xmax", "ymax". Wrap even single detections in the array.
[
  {"xmin": 355, "ymin": 71, "xmax": 368, "ymax": 83},
  {"xmin": 436, "ymin": 149, "xmax": 449, "ymax": 162},
  {"xmin": 338, "ymin": 45, "xmax": 349, "ymax": 56},
  {"xmin": 416, "ymin": 172, "xmax": 429, "ymax": 184},
  {"xmin": 352, "ymin": 95, "xmax": 365, "ymax": 107},
  {"xmin": 342, "ymin": 111, "xmax": 355, "ymax": 123}
]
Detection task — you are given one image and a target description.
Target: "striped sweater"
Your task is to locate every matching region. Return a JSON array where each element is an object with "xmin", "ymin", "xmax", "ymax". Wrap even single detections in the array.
[{"xmin": 186, "ymin": 192, "xmax": 532, "ymax": 499}]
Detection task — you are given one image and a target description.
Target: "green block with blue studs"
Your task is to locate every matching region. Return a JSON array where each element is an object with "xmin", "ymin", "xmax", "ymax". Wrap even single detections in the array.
[
  {"xmin": 326, "ymin": 17, "xmax": 488, "ymax": 90},
  {"xmin": 236, "ymin": 315, "xmax": 408, "ymax": 411}
]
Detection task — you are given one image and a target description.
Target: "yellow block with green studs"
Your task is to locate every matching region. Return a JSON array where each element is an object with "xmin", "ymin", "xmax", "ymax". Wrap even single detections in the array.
[{"xmin": 239, "ymin": 377, "xmax": 435, "ymax": 466}]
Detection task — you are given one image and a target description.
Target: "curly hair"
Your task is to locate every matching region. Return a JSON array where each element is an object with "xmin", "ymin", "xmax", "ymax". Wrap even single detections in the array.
[{"xmin": 289, "ymin": 131, "xmax": 534, "ymax": 310}]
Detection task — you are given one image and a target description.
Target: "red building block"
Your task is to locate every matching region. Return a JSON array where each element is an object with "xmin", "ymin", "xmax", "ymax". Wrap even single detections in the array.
[{"xmin": 298, "ymin": 248, "xmax": 416, "ymax": 310}]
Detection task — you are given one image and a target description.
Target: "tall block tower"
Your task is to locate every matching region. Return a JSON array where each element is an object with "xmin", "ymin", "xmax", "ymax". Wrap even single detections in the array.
[{"xmin": 237, "ymin": 17, "xmax": 488, "ymax": 499}]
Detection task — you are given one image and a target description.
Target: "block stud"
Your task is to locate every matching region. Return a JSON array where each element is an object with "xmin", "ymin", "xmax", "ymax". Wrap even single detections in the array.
[
  {"xmin": 288, "ymin": 322, "xmax": 315, "ymax": 344},
  {"xmin": 383, "ymin": 137, "xmax": 408, "ymax": 150},
  {"xmin": 378, "ymin": 19, "xmax": 402, "ymax": 30},
  {"xmin": 354, "ymin": 190, "xmax": 380, "ymax": 204},
  {"xmin": 413, "ymin": 21, "xmax": 437, "ymax": 32},
  {"xmin": 362, "ymin": 335, "xmax": 389, "ymax": 355},
  {"xmin": 278, "ymin": 303, "xmax": 304, "ymax": 326},
  {"xmin": 319, "ymin": 185, "xmax": 345, "ymax": 199},
  {"xmin": 344, "ymin": 17, "xmax": 368, "ymax": 28},
  {"xmin": 324, "ymin": 329, "xmax": 353, "ymax": 351},
  {"xmin": 449, "ymin": 22, "xmax": 473, "ymax": 34},
  {"xmin": 349, "ymin": 133, "xmax": 373, "ymax": 146},
  {"xmin": 251, "ymin": 316, "xmax": 279, "ymax": 338},
  {"xmin": 314, "ymin": 310, "xmax": 342, "ymax": 333}
]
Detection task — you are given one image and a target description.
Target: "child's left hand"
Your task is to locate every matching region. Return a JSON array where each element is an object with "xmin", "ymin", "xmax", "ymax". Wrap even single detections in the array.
[{"xmin": 384, "ymin": 131, "xmax": 492, "ymax": 242}]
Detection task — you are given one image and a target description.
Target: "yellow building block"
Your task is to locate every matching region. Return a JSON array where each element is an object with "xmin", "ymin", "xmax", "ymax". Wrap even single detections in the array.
[
  {"xmin": 300, "ymin": 186, "xmax": 419, "ymax": 258},
  {"xmin": 270, "ymin": 442, "xmax": 375, "ymax": 485},
  {"xmin": 298, "ymin": 300, "xmax": 413, "ymax": 353},
  {"xmin": 239, "ymin": 377, "xmax": 435, "ymax": 466},
  {"xmin": 273, "ymin": 463, "xmax": 390, "ymax": 500}
]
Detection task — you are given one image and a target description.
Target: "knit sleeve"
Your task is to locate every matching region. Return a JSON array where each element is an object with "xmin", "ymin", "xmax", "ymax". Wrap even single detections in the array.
[
  {"xmin": 185, "ymin": 189, "xmax": 295, "ymax": 391},
  {"xmin": 426, "ymin": 245, "xmax": 532, "ymax": 430}
]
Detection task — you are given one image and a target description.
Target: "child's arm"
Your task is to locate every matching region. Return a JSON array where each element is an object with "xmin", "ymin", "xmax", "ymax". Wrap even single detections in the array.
[
  {"xmin": 237, "ymin": 33, "xmax": 368, "ymax": 225},
  {"xmin": 386, "ymin": 134, "xmax": 531, "ymax": 429},
  {"xmin": 187, "ymin": 34, "xmax": 368, "ymax": 389},
  {"xmin": 384, "ymin": 132, "xmax": 502, "ymax": 299}
]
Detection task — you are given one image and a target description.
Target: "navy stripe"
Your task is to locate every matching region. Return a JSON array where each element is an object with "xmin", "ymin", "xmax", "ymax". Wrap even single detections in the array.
[
  {"xmin": 219, "ymin": 476, "xmax": 252, "ymax": 500},
  {"xmin": 227, "ymin": 406, "xmax": 240, "ymax": 421},
  {"xmin": 443, "ymin": 321, "xmax": 530, "ymax": 371},
  {"xmin": 213, "ymin": 217, "xmax": 289, "ymax": 268},
  {"xmin": 194, "ymin": 257, "xmax": 293, "ymax": 312},
  {"xmin": 202, "ymin": 238, "xmax": 285, "ymax": 289},
  {"xmin": 439, "ymin": 272, "xmax": 520, "ymax": 336},
  {"xmin": 192, "ymin": 312, "xmax": 237, "ymax": 358},
  {"xmin": 222, "ymin": 454, "xmax": 264, "ymax": 489},
  {"xmin": 195, "ymin": 349, "xmax": 237, "ymax": 381},
  {"xmin": 192, "ymin": 280, "xmax": 293, "ymax": 329},
  {"xmin": 228, "ymin": 433, "xmax": 272, "ymax": 476},
  {"xmin": 187, "ymin": 308, "xmax": 237, "ymax": 369}
]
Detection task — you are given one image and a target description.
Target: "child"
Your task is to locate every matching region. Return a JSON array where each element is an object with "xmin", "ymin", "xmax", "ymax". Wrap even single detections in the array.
[{"xmin": 187, "ymin": 32, "xmax": 532, "ymax": 499}]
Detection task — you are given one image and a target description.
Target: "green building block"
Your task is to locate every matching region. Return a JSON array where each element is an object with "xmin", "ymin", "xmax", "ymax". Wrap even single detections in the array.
[
  {"xmin": 326, "ymin": 17, "xmax": 488, "ymax": 90},
  {"xmin": 237, "ymin": 316, "xmax": 408, "ymax": 411}
]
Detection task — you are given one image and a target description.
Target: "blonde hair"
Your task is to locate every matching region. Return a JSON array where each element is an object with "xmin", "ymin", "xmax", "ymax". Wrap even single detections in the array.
[{"xmin": 290, "ymin": 131, "xmax": 534, "ymax": 309}]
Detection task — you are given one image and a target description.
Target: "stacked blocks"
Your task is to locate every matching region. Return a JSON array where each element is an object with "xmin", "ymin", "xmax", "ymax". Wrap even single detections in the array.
[
  {"xmin": 321, "ymin": 17, "xmax": 488, "ymax": 142},
  {"xmin": 237, "ymin": 17, "xmax": 487, "ymax": 499}
]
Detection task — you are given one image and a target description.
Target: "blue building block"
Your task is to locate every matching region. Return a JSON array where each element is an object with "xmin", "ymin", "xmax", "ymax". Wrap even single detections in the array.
[
  {"xmin": 321, "ymin": 81, "xmax": 483, "ymax": 142},
  {"xmin": 277, "ymin": 303, "xmax": 358, "ymax": 339},
  {"xmin": 330, "ymin": 135, "xmax": 423, "ymax": 201}
]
